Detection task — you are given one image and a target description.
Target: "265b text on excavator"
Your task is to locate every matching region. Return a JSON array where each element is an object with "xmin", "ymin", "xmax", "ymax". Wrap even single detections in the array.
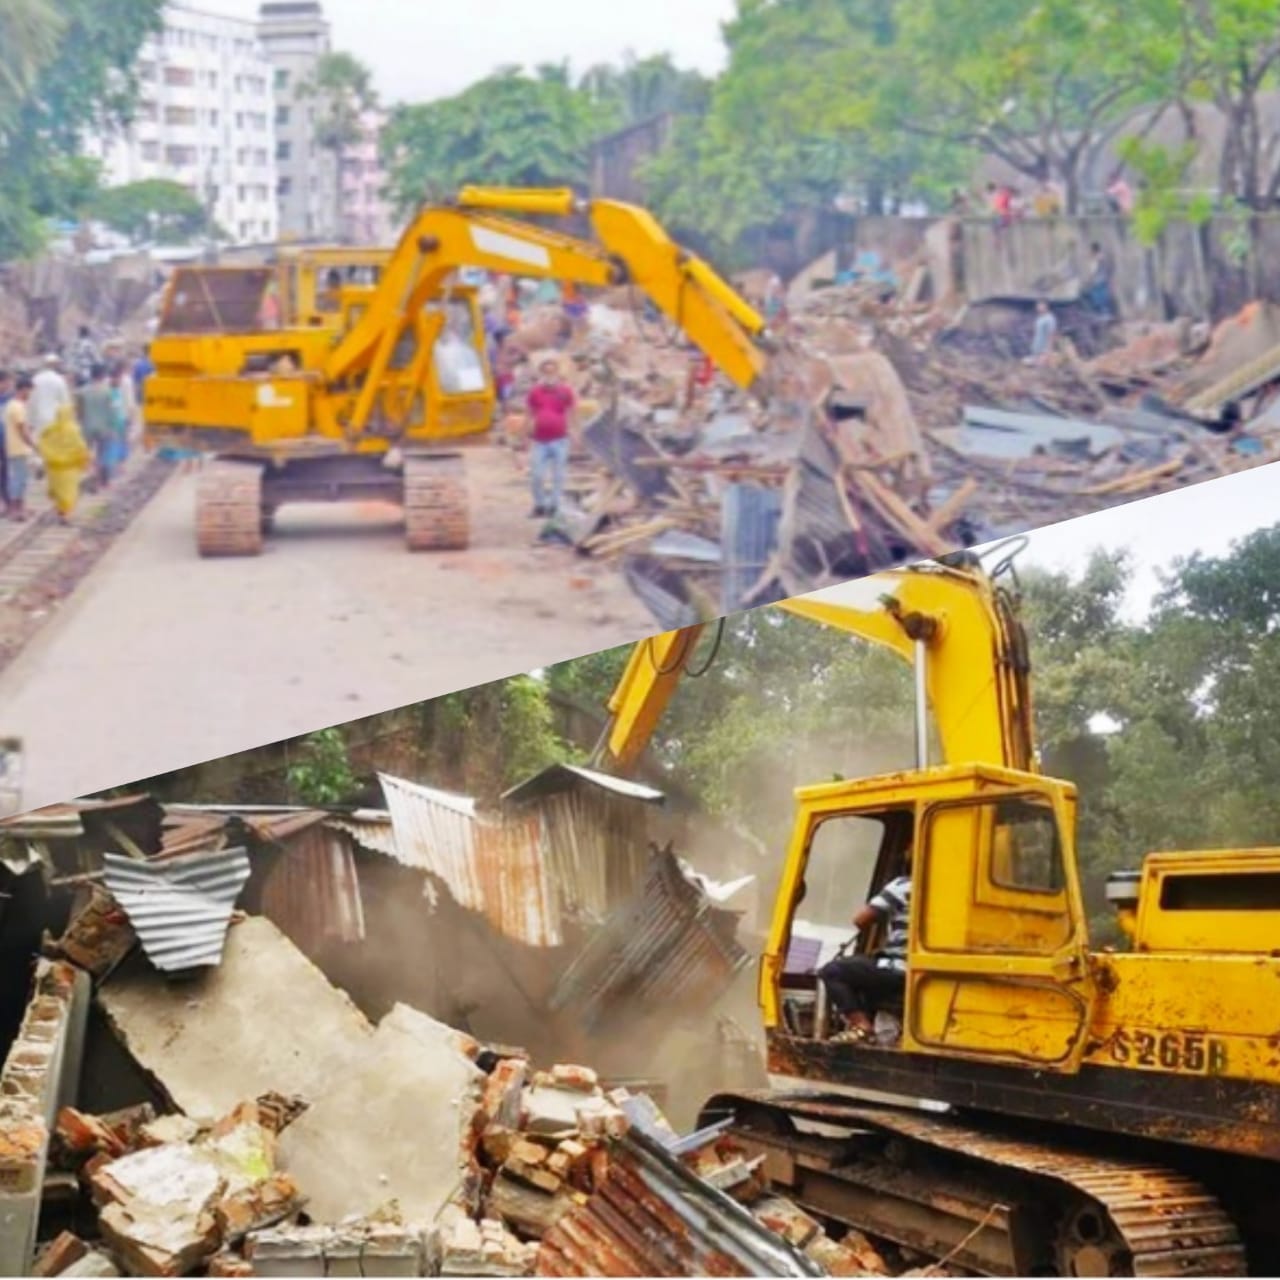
[
  {"xmin": 142, "ymin": 187, "xmax": 769, "ymax": 557},
  {"xmin": 591, "ymin": 544, "xmax": 1280, "ymax": 1277}
]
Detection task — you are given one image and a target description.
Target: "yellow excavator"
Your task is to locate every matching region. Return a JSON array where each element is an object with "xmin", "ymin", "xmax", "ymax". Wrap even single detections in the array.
[
  {"xmin": 143, "ymin": 188, "xmax": 769, "ymax": 556},
  {"xmin": 594, "ymin": 544, "xmax": 1279, "ymax": 1277}
]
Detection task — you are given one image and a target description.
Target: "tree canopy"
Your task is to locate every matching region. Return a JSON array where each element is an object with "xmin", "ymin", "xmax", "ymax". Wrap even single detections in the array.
[
  {"xmin": 91, "ymin": 179, "xmax": 212, "ymax": 245},
  {"xmin": 0, "ymin": 0, "xmax": 163, "ymax": 260}
]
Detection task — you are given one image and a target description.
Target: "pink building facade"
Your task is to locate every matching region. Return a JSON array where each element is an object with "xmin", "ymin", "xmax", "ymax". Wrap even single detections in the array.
[{"xmin": 340, "ymin": 107, "xmax": 395, "ymax": 244}]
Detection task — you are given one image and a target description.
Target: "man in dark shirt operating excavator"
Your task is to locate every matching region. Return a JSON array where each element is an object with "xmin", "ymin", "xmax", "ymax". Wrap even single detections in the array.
[{"xmin": 817, "ymin": 871, "xmax": 911, "ymax": 1044}]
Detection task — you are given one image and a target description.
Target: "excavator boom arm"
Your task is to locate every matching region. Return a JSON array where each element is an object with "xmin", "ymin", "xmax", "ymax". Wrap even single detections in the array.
[
  {"xmin": 323, "ymin": 188, "xmax": 769, "ymax": 437},
  {"xmin": 596, "ymin": 559, "xmax": 1037, "ymax": 776}
]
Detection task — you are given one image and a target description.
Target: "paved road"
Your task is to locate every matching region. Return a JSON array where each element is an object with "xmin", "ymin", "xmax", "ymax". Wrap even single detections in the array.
[{"xmin": 0, "ymin": 446, "xmax": 655, "ymax": 809}]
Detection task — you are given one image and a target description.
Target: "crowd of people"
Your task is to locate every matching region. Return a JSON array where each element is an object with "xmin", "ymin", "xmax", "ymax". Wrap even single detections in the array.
[{"xmin": 0, "ymin": 327, "xmax": 153, "ymax": 526}]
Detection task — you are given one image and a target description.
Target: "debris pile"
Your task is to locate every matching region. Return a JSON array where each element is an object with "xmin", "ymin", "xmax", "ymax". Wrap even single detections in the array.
[
  {"xmin": 6, "ymin": 882, "xmax": 975, "ymax": 1278},
  {"xmin": 512, "ymin": 283, "xmax": 1280, "ymax": 625}
]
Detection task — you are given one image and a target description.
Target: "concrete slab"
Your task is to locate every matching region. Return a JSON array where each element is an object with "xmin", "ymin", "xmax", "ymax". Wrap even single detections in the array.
[
  {"xmin": 98, "ymin": 917, "xmax": 372, "ymax": 1121},
  {"xmin": 277, "ymin": 1004, "xmax": 484, "ymax": 1228}
]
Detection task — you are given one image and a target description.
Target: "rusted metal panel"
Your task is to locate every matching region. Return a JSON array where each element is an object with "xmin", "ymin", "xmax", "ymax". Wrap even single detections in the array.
[
  {"xmin": 378, "ymin": 773, "xmax": 561, "ymax": 946},
  {"xmin": 325, "ymin": 811, "xmax": 397, "ymax": 859},
  {"xmin": 102, "ymin": 847, "xmax": 251, "ymax": 971},
  {"xmin": 537, "ymin": 1129, "xmax": 819, "ymax": 1278},
  {"xmin": 258, "ymin": 824, "xmax": 365, "ymax": 955},
  {"xmin": 551, "ymin": 849, "xmax": 749, "ymax": 1031}
]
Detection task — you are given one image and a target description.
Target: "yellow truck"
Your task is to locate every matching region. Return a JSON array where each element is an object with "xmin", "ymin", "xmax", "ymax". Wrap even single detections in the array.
[
  {"xmin": 143, "ymin": 188, "xmax": 769, "ymax": 557},
  {"xmin": 595, "ymin": 545, "xmax": 1276, "ymax": 1276}
]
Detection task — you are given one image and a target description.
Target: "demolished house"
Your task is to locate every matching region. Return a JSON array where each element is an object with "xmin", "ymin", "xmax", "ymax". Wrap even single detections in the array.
[
  {"xmin": 0, "ymin": 777, "xmax": 957, "ymax": 1279},
  {"xmin": 525, "ymin": 262, "xmax": 1280, "ymax": 629}
]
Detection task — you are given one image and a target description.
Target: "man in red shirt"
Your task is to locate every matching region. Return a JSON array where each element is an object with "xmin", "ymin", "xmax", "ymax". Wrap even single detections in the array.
[{"xmin": 525, "ymin": 357, "xmax": 575, "ymax": 518}]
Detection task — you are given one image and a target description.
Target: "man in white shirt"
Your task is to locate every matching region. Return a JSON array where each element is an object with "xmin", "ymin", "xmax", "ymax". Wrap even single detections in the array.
[{"xmin": 30, "ymin": 354, "xmax": 71, "ymax": 436}]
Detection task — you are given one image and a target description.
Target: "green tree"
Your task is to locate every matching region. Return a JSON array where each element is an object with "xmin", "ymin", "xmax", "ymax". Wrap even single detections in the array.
[
  {"xmin": 297, "ymin": 50, "xmax": 378, "ymax": 239},
  {"xmin": 880, "ymin": 0, "xmax": 1178, "ymax": 211},
  {"xmin": 286, "ymin": 728, "xmax": 361, "ymax": 806},
  {"xmin": 642, "ymin": 0, "xmax": 966, "ymax": 259},
  {"xmin": 579, "ymin": 53, "xmax": 710, "ymax": 127},
  {"xmin": 1172, "ymin": 0, "xmax": 1280, "ymax": 208},
  {"xmin": 0, "ymin": 0, "xmax": 164, "ymax": 260},
  {"xmin": 0, "ymin": 0, "xmax": 63, "ymax": 134},
  {"xmin": 92, "ymin": 178, "xmax": 212, "ymax": 245},
  {"xmin": 382, "ymin": 67, "xmax": 608, "ymax": 213}
]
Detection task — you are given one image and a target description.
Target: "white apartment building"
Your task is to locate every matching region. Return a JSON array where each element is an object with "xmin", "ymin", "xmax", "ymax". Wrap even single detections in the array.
[
  {"xmin": 258, "ymin": 1, "xmax": 339, "ymax": 240},
  {"xmin": 87, "ymin": 4, "xmax": 279, "ymax": 245}
]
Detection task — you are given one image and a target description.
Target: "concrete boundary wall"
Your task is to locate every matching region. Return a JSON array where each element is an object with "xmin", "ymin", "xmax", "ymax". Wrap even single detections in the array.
[{"xmin": 0, "ymin": 959, "xmax": 90, "ymax": 1276}]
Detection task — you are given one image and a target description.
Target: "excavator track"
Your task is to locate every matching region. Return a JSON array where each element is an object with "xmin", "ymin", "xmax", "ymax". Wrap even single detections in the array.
[
  {"xmin": 403, "ymin": 453, "xmax": 469, "ymax": 552},
  {"xmin": 195, "ymin": 460, "xmax": 266, "ymax": 557},
  {"xmin": 704, "ymin": 1091, "xmax": 1247, "ymax": 1278}
]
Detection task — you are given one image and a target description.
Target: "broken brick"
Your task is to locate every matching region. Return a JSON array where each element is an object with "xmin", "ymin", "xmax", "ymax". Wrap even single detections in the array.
[
  {"xmin": 805, "ymin": 1230, "xmax": 891, "ymax": 1276},
  {"xmin": 205, "ymin": 1251, "xmax": 254, "ymax": 1278},
  {"xmin": 547, "ymin": 1063, "xmax": 598, "ymax": 1094},
  {"xmin": 55, "ymin": 889, "xmax": 135, "ymax": 977},
  {"xmin": 31, "ymin": 1230, "xmax": 89, "ymax": 1277},
  {"xmin": 480, "ymin": 1058, "xmax": 526, "ymax": 1132},
  {"xmin": 751, "ymin": 1194, "xmax": 823, "ymax": 1249},
  {"xmin": 56, "ymin": 1108, "xmax": 128, "ymax": 1159}
]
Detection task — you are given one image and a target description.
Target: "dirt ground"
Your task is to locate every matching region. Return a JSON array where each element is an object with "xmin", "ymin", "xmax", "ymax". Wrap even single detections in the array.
[{"xmin": 0, "ymin": 444, "xmax": 653, "ymax": 810}]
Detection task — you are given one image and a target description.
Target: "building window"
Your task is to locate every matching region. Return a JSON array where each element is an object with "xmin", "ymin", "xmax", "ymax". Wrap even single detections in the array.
[
  {"xmin": 136, "ymin": 100, "xmax": 158, "ymax": 123},
  {"xmin": 209, "ymin": 147, "xmax": 220, "ymax": 164},
  {"xmin": 204, "ymin": 70, "xmax": 219, "ymax": 89},
  {"xmin": 254, "ymin": 149, "xmax": 268, "ymax": 166},
  {"xmin": 164, "ymin": 106, "xmax": 198, "ymax": 127},
  {"xmin": 277, "ymin": 141, "xmax": 292, "ymax": 162},
  {"xmin": 278, "ymin": 177, "xmax": 293, "ymax": 196},
  {"xmin": 164, "ymin": 145, "xmax": 198, "ymax": 166},
  {"xmin": 275, "ymin": 68, "xmax": 289, "ymax": 91},
  {"xmin": 208, "ymin": 110, "xmax": 219, "ymax": 126},
  {"xmin": 238, "ymin": 185, "xmax": 248, "ymax": 202},
  {"xmin": 235, "ymin": 113, "xmax": 245, "ymax": 130},
  {"xmin": 276, "ymin": 105, "xmax": 291, "ymax": 127},
  {"xmin": 163, "ymin": 65, "xmax": 195, "ymax": 87},
  {"xmin": 141, "ymin": 141, "xmax": 160, "ymax": 162}
]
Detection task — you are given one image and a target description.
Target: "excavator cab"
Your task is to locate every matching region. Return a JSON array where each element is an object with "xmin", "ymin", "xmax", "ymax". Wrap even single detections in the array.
[{"xmin": 763, "ymin": 762, "xmax": 1097, "ymax": 1076}]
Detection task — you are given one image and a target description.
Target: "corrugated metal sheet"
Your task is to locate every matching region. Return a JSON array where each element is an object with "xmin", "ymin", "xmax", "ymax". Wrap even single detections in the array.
[
  {"xmin": 537, "ymin": 1129, "xmax": 819, "ymax": 1278},
  {"xmin": 379, "ymin": 773, "xmax": 561, "ymax": 947},
  {"xmin": 501, "ymin": 764, "xmax": 665, "ymax": 807},
  {"xmin": 258, "ymin": 823, "xmax": 365, "ymax": 954},
  {"xmin": 721, "ymin": 482, "xmax": 783, "ymax": 614},
  {"xmin": 0, "ymin": 794, "xmax": 155, "ymax": 841},
  {"xmin": 102, "ymin": 847, "xmax": 251, "ymax": 971},
  {"xmin": 325, "ymin": 811, "xmax": 397, "ymax": 859},
  {"xmin": 550, "ymin": 849, "xmax": 749, "ymax": 1032}
]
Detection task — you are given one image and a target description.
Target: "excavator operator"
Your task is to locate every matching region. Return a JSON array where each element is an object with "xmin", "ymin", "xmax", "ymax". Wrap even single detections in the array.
[{"xmin": 818, "ymin": 857, "xmax": 912, "ymax": 1044}]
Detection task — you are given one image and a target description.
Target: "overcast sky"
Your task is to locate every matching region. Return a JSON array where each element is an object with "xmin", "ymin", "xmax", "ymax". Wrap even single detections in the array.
[
  {"xmin": 1009, "ymin": 460, "xmax": 1280, "ymax": 621},
  {"xmin": 211, "ymin": 0, "xmax": 737, "ymax": 103}
]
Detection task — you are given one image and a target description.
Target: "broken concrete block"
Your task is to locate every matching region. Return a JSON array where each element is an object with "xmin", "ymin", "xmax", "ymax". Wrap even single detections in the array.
[
  {"xmin": 439, "ymin": 1206, "xmax": 532, "ymax": 1277},
  {"xmin": 60, "ymin": 1251, "xmax": 123, "ymax": 1278},
  {"xmin": 277, "ymin": 1004, "xmax": 484, "ymax": 1228},
  {"xmin": 573, "ymin": 1100, "xmax": 628, "ymax": 1142},
  {"xmin": 95, "ymin": 1144, "xmax": 225, "ymax": 1276},
  {"xmin": 246, "ymin": 1224, "xmax": 331, "ymax": 1277},
  {"xmin": 479, "ymin": 1058, "xmax": 526, "ymax": 1132},
  {"xmin": 139, "ymin": 1115, "xmax": 202, "ymax": 1149},
  {"xmin": 485, "ymin": 1170, "xmax": 578, "ymax": 1240},
  {"xmin": 31, "ymin": 1230, "xmax": 89, "ymax": 1276},
  {"xmin": 547, "ymin": 1064, "xmax": 598, "ymax": 1094},
  {"xmin": 98, "ymin": 917, "xmax": 374, "ymax": 1121},
  {"xmin": 362, "ymin": 1223, "xmax": 428, "ymax": 1277},
  {"xmin": 253, "ymin": 1092, "xmax": 308, "ymax": 1136},
  {"xmin": 520, "ymin": 1086, "xmax": 581, "ymax": 1137}
]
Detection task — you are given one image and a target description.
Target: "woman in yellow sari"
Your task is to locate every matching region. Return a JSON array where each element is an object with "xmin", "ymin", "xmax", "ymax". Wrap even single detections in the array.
[{"xmin": 37, "ymin": 404, "xmax": 91, "ymax": 523}]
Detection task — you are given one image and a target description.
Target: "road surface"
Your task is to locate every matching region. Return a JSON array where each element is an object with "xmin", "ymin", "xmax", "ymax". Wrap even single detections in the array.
[{"xmin": 0, "ymin": 446, "xmax": 655, "ymax": 809}]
